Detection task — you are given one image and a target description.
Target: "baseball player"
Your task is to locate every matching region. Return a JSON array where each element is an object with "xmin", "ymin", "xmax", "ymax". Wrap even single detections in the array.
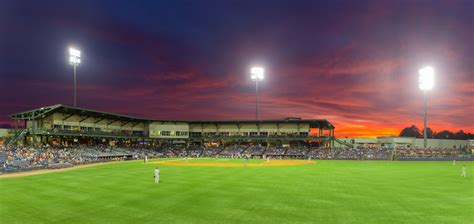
[{"xmin": 154, "ymin": 167, "xmax": 160, "ymax": 183}]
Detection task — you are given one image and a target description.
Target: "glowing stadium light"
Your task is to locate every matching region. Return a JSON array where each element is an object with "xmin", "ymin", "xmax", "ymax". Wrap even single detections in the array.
[
  {"xmin": 250, "ymin": 66, "xmax": 265, "ymax": 120},
  {"xmin": 418, "ymin": 66, "xmax": 434, "ymax": 148},
  {"xmin": 69, "ymin": 47, "xmax": 81, "ymax": 108},
  {"xmin": 69, "ymin": 48, "xmax": 81, "ymax": 57},
  {"xmin": 69, "ymin": 48, "xmax": 81, "ymax": 65},
  {"xmin": 250, "ymin": 66, "xmax": 264, "ymax": 80},
  {"xmin": 418, "ymin": 66, "xmax": 434, "ymax": 90},
  {"xmin": 69, "ymin": 56, "xmax": 81, "ymax": 64}
]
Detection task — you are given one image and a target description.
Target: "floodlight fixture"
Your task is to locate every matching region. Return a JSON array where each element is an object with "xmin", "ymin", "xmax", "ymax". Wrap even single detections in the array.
[
  {"xmin": 69, "ymin": 56, "xmax": 81, "ymax": 64},
  {"xmin": 419, "ymin": 66, "xmax": 434, "ymax": 90},
  {"xmin": 250, "ymin": 66, "xmax": 265, "ymax": 120},
  {"xmin": 69, "ymin": 47, "xmax": 81, "ymax": 107},
  {"xmin": 69, "ymin": 48, "xmax": 81, "ymax": 57},
  {"xmin": 251, "ymin": 66, "xmax": 264, "ymax": 80},
  {"xmin": 418, "ymin": 66, "xmax": 435, "ymax": 148},
  {"xmin": 69, "ymin": 48, "xmax": 81, "ymax": 65}
]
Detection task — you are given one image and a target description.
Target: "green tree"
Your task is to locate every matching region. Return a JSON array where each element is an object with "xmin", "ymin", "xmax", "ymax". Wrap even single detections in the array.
[
  {"xmin": 434, "ymin": 130, "xmax": 454, "ymax": 139},
  {"xmin": 399, "ymin": 125, "xmax": 422, "ymax": 138}
]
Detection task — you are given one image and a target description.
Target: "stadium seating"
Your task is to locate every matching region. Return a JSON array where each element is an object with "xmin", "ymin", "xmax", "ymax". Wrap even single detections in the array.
[{"xmin": 0, "ymin": 143, "xmax": 471, "ymax": 174}]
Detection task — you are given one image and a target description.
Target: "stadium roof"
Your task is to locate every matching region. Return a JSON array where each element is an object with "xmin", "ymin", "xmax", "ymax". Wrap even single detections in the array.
[
  {"xmin": 186, "ymin": 120, "xmax": 334, "ymax": 129},
  {"xmin": 10, "ymin": 104, "xmax": 149, "ymax": 123},
  {"xmin": 10, "ymin": 104, "xmax": 334, "ymax": 129}
]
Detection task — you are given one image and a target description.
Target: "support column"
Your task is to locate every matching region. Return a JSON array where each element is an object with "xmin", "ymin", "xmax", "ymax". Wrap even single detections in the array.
[
  {"xmin": 423, "ymin": 90, "xmax": 427, "ymax": 148},
  {"xmin": 331, "ymin": 129, "xmax": 335, "ymax": 149},
  {"xmin": 32, "ymin": 114, "xmax": 36, "ymax": 146},
  {"xmin": 256, "ymin": 123, "xmax": 260, "ymax": 136}
]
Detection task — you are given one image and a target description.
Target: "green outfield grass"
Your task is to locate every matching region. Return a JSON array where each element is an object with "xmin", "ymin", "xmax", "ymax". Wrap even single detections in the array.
[{"xmin": 1, "ymin": 159, "xmax": 472, "ymax": 224}]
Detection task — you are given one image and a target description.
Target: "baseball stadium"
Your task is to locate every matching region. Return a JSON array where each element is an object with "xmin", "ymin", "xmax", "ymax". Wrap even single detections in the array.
[
  {"xmin": 1, "ymin": 1, "xmax": 474, "ymax": 224},
  {"xmin": 1, "ymin": 103, "xmax": 473, "ymax": 224}
]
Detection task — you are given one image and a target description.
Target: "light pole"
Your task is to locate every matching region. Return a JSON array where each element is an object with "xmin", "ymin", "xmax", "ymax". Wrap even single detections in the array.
[
  {"xmin": 418, "ymin": 66, "xmax": 434, "ymax": 148},
  {"xmin": 69, "ymin": 47, "xmax": 81, "ymax": 108},
  {"xmin": 250, "ymin": 66, "xmax": 264, "ymax": 120}
]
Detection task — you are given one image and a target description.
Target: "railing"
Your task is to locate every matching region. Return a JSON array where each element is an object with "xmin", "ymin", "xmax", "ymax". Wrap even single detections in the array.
[
  {"xmin": 13, "ymin": 128, "xmax": 331, "ymax": 140},
  {"xmin": 190, "ymin": 134, "xmax": 330, "ymax": 140},
  {"xmin": 334, "ymin": 138, "xmax": 354, "ymax": 148},
  {"xmin": 5, "ymin": 129, "xmax": 27, "ymax": 146},
  {"xmin": 33, "ymin": 128, "xmax": 146, "ymax": 138}
]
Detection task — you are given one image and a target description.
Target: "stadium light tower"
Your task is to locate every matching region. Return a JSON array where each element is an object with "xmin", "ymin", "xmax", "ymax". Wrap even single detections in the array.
[
  {"xmin": 419, "ymin": 66, "xmax": 434, "ymax": 148},
  {"xmin": 69, "ymin": 47, "xmax": 81, "ymax": 108},
  {"xmin": 250, "ymin": 66, "xmax": 264, "ymax": 120}
]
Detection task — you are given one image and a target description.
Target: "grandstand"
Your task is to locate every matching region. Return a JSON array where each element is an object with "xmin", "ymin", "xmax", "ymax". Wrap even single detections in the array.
[{"xmin": 7, "ymin": 104, "xmax": 336, "ymax": 148}]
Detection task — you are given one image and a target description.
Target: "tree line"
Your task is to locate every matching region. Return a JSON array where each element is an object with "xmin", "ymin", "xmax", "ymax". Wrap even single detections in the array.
[{"xmin": 399, "ymin": 125, "xmax": 474, "ymax": 140}]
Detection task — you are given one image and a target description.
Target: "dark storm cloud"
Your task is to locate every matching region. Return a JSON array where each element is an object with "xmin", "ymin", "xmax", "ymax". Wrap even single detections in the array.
[{"xmin": 0, "ymin": 0, "xmax": 472, "ymax": 136}]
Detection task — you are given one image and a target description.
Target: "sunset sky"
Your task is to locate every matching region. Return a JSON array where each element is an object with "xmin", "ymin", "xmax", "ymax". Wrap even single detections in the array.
[{"xmin": 0, "ymin": 0, "xmax": 473, "ymax": 137}]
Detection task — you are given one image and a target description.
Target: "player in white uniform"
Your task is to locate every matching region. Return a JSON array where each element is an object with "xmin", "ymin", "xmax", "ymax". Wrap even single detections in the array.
[
  {"xmin": 461, "ymin": 165, "xmax": 466, "ymax": 178},
  {"xmin": 154, "ymin": 167, "xmax": 160, "ymax": 183},
  {"xmin": 145, "ymin": 155, "xmax": 148, "ymax": 163}
]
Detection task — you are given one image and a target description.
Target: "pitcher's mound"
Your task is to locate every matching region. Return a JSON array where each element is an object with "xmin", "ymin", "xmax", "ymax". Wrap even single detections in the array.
[{"xmin": 151, "ymin": 159, "xmax": 315, "ymax": 167}]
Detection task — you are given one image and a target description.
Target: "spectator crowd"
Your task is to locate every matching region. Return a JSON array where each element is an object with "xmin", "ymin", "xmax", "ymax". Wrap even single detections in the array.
[
  {"xmin": 0, "ymin": 145, "xmax": 161, "ymax": 173},
  {"xmin": 1, "ymin": 144, "xmax": 471, "ymax": 173}
]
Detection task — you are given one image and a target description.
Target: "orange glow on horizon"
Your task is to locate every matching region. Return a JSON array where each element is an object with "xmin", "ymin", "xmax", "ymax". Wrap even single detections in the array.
[{"xmin": 334, "ymin": 124, "xmax": 473, "ymax": 138}]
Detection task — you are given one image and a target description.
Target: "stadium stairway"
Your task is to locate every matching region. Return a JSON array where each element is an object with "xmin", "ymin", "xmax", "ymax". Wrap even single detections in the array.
[
  {"xmin": 5, "ymin": 129, "xmax": 28, "ymax": 146},
  {"xmin": 333, "ymin": 138, "xmax": 353, "ymax": 148},
  {"xmin": 214, "ymin": 147, "xmax": 226, "ymax": 156}
]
